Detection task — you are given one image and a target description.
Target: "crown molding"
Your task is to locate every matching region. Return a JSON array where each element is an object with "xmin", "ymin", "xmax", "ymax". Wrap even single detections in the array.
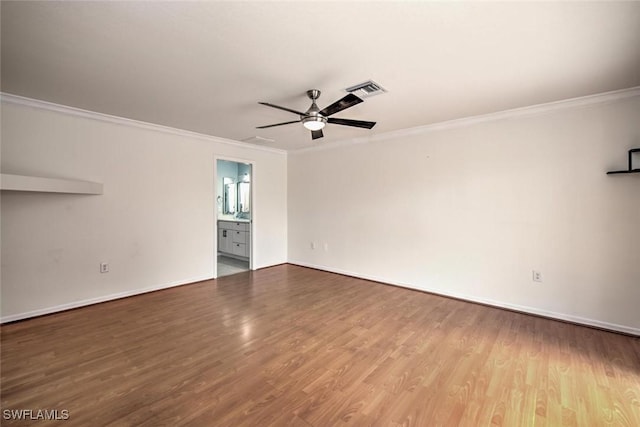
[
  {"xmin": 293, "ymin": 86, "xmax": 640, "ymax": 154},
  {"xmin": 4, "ymin": 87, "xmax": 638, "ymax": 155},
  {"xmin": 0, "ymin": 93, "xmax": 287, "ymax": 155}
]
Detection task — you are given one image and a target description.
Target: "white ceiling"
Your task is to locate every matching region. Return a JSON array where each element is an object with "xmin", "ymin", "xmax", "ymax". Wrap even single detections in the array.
[{"xmin": 2, "ymin": 1, "xmax": 639, "ymax": 151}]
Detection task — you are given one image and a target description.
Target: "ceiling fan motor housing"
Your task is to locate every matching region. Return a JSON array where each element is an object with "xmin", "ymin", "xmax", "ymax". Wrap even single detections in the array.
[{"xmin": 302, "ymin": 90, "xmax": 327, "ymax": 130}]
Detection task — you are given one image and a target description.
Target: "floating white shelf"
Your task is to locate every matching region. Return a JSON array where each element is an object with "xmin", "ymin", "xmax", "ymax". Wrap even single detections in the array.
[{"xmin": 0, "ymin": 174, "xmax": 103, "ymax": 195}]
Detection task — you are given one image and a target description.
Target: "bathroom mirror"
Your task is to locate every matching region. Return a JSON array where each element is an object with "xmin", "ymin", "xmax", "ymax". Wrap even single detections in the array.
[
  {"xmin": 238, "ymin": 182, "xmax": 250, "ymax": 213},
  {"xmin": 223, "ymin": 177, "xmax": 236, "ymax": 214}
]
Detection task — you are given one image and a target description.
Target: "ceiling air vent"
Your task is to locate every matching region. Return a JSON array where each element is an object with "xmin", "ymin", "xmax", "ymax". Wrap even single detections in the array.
[{"xmin": 344, "ymin": 80, "xmax": 387, "ymax": 98}]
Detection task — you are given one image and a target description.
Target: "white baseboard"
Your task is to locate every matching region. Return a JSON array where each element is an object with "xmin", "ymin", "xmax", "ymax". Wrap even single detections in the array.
[
  {"xmin": 0, "ymin": 275, "xmax": 214, "ymax": 324},
  {"xmin": 288, "ymin": 260, "xmax": 640, "ymax": 336}
]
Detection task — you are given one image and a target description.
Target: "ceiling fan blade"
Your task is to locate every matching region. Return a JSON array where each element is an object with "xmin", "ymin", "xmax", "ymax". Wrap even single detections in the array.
[
  {"xmin": 311, "ymin": 129, "xmax": 324, "ymax": 140},
  {"xmin": 327, "ymin": 118, "xmax": 376, "ymax": 129},
  {"xmin": 258, "ymin": 102, "xmax": 307, "ymax": 116},
  {"xmin": 319, "ymin": 93, "xmax": 363, "ymax": 117},
  {"xmin": 256, "ymin": 120, "xmax": 300, "ymax": 129}
]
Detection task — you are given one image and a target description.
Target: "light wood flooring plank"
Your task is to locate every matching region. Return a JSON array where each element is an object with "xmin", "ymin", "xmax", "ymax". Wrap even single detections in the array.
[{"xmin": 2, "ymin": 265, "xmax": 639, "ymax": 426}]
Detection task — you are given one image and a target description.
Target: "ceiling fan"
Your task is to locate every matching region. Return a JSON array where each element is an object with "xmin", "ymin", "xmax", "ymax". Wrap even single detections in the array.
[{"xmin": 257, "ymin": 89, "xmax": 376, "ymax": 140}]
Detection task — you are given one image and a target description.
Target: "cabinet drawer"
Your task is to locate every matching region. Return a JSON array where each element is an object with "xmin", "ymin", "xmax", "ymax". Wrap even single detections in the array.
[
  {"xmin": 218, "ymin": 221, "xmax": 249, "ymax": 231},
  {"xmin": 231, "ymin": 242, "xmax": 248, "ymax": 257},
  {"xmin": 232, "ymin": 230, "xmax": 248, "ymax": 244},
  {"xmin": 230, "ymin": 222, "xmax": 249, "ymax": 231}
]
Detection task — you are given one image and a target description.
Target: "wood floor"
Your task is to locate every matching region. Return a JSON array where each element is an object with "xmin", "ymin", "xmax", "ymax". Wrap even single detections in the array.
[{"xmin": 2, "ymin": 265, "xmax": 639, "ymax": 426}]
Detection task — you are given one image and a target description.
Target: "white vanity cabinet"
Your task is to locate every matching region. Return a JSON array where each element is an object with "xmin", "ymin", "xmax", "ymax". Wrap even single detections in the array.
[{"xmin": 218, "ymin": 220, "xmax": 250, "ymax": 259}]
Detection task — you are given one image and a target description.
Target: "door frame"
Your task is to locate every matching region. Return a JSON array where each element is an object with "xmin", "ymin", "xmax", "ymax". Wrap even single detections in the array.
[{"xmin": 213, "ymin": 156, "xmax": 255, "ymax": 278}]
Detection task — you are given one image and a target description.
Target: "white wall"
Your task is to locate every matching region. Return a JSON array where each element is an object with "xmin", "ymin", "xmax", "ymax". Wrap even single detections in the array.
[
  {"xmin": 0, "ymin": 97, "xmax": 287, "ymax": 321},
  {"xmin": 288, "ymin": 92, "xmax": 640, "ymax": 334},
  {"xmin": 3, "ymin": 91, "xmax": 638, "ymax": 333}
]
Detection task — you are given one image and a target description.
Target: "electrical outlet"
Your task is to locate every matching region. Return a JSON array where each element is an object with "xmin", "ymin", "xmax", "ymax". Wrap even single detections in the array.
[
  {"xmin": 310, "ymin": 242, "xmax": 317, "ymax": 250},
  {"xmin": 100, "ymin": 262, "xmax": 109, "ymax": 273},
  {"xmin": 532, "ymin": 270, "xmax": 542, "ymax": 282}
]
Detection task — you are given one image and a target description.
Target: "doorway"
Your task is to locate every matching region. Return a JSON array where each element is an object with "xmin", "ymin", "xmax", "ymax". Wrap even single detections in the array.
[{"xmin": 216, "ymin": 159, "xmax": 252, "ymax": 277}]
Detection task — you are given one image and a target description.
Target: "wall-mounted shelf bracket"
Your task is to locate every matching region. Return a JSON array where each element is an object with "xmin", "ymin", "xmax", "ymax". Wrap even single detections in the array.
[{"xmin": 606, "ymin": 148, "xmax": 640, "ymax": 175}]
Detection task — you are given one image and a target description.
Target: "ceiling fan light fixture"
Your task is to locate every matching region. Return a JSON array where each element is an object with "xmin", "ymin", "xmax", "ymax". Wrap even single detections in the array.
[{"xmin": 302, "ymin": 116, "xmax": 326, "ymax": 131}]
